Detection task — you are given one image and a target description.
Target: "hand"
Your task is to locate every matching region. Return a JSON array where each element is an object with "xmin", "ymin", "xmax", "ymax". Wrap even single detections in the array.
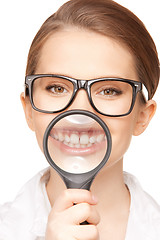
[{"xmin": 45, "ymin": 189, "xmax": 100, "ymax": 240}]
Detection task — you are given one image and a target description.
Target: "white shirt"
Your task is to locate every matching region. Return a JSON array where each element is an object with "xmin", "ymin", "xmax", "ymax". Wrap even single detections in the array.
[{"xmin": 0, "ymin": 168, "xmax": 160, "ymax": 240}]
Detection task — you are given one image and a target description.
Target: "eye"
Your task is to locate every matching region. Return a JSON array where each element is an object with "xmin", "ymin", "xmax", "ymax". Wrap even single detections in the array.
[
  {"xmin": 99, "ymin": 88, "xmax": 122, "ymax": 96},
  {"xmin": 46, "ymin": 85, "xmax": 67, "ymax": 94}
]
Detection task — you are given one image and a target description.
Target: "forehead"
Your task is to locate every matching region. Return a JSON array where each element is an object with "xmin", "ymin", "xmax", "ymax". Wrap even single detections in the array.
[{"xmin": 36, "ymin": 28, "xmax": 137, "ymax": 81}]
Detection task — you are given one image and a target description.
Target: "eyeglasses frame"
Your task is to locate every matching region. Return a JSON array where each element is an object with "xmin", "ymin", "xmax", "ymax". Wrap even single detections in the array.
[{"xmin": 25, "ymin": 74, "xmax": 147, "ymax": 117}]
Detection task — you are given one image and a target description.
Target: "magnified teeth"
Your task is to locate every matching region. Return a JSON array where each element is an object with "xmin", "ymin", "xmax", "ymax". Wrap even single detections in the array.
[
  {"xmin": 81, "ymin": 144, "xmax": 86, "ymax": 148},
  {"xmin": 52, "ymin": 130, "xmax": 105, "ymax": 148},
  {"xmin": 64, "ymin": 134, "xmax": 70, "ymax": 143},
  {"xmin": 87, "ymin": 143, "xmax": 92, "ymax": 147},
  {"xmin": 75, "ymin": 143, "xmax": 81, "ymax": 148},
  {"xmin": 89, "ymin": 136, "xmax": 96, "ymax": 144},
  {"xmin": 96, "ymin": 134, "xmax": 104, "ymax": 143},
  {"xmin": 80, "ymin": 134, "xmax": 89, "ymax": 145},
  {"xmin": 68, "ymin": 143, "xmax": 74, "ymax": 147},
  {"xmin": 58, "ymin": 132, "xmax": 64, "ymax": 142},
  {"xmin": 64, "ymin": 141, "xmax": 69, "ymax": 146},
  {"xmin": 70, "ymin": 133, "xmax": 79, "ymax": 144},
  {"xmin": 54, "ymin": 134, "xmax": 58, "ymax": 140}
]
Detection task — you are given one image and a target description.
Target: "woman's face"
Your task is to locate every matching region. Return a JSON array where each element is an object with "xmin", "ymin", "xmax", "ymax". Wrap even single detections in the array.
[{"xmin": 22, "ymin": 28, "xmax": 146, "ymax": 171}]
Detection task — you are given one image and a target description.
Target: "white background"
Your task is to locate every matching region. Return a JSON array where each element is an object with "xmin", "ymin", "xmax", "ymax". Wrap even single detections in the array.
[{"xmin": 0, "ymin": 0, "xmax": 159, "ymax": 204}]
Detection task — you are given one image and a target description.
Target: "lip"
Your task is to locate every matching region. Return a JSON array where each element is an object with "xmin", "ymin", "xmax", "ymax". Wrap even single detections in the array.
[{"xmin": 48, "ymin": 128, "xmax": 107, "ymax": 156}]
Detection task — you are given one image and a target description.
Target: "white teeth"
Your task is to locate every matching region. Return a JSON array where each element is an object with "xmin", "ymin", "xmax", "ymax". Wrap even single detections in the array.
[
  {"xmin": 87, "ymin": 143, "xmax": 92, "ymax": 147},
  {"xmin": 75, "ymin": 143, "xmax": 81, "ymax": 148},
  {"xmin": 58, "ymin": 132, "xmax": 64, "ymax": 142},
  {"xmin": 81, "ymin": 144, "xmax": 86, "ymax": 148},
  {"xmin": 68, "ymin": 143, "xmax": 74, "ymax": 148},
  {"xmin": 96, "ymin": 134, "xmax": 104, "ymax": 143},
  {"xmin": 70, "ymin": 133, "xmax": 79, "ymax": 144},
  {"xmin": 80, "ymin": 134, "xmax": 89, "ymax": 145},
  {"xmin": 89, "ymin": 136, "xmax": 96, "ymax": 144},
  {"xmin": 64, "ymin": 134, "xmax": 70, "ymax": 143},
  {"xmin": 54, "ymin": 134, "xmax": 58, "ymax": 140},
  {"xmin": 53, "ymin": 131, "xmax": 105, "ymax": 148}
]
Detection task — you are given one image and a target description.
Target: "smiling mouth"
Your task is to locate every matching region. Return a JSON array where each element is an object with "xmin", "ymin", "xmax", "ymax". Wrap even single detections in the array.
[
  {"xmin": 48, "ymin": 129, "xmax": 107, "ymax": 171},
  {"xmin": 50, "ymin": 129, "xmax": 106, "ymax": 149}
]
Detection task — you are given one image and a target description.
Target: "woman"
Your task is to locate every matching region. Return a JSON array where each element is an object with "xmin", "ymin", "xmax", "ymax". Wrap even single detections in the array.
[{"xmin": 1, "ymin": 0, "xmax": 160, "ymax": 239}]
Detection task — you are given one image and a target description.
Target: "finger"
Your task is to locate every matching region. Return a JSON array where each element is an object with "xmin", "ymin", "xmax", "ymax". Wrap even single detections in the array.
[
  {"xmin": 52, "ymin": 189, "xmax": 98, "ymax": 212},
  {"xmin": 64, "ymin": 202, "xmax": 100, "ymax": 225},
  {"xmin": 73, "ymin": 225, "xmax": 99, "ymax": 240}
]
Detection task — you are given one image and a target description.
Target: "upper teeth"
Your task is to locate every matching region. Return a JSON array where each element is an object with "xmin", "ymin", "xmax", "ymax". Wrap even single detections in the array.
[
  {"xmin": 70, "ymin": 133, "xmax": 80, "ymax": 144},
  {"xmin": 52, "ymin": 131, "xmax": 105, "ymax": 148}
]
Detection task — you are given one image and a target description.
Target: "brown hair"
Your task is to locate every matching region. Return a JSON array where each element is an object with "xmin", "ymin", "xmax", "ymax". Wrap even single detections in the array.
[{"xmin": 26, "ymin": 0, "xmax": 159, "ymax": 99}]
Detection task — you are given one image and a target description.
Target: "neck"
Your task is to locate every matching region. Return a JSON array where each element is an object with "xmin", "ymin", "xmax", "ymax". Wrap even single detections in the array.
[
  {"xmin": 91, "ymin": 160, "xmax": 130, "ymax": 213},
  {"xmin": 46, "ymin": 159, "xmax": 130, "ymax": 213}
]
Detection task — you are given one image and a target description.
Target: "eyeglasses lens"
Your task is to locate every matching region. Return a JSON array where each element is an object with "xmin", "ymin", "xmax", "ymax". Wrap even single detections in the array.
[
  {"xmin": 32, "ymin": 77, "xmax": 74, "ymax": 112},
  {"xmin": 91, "ymin": 80, "xmax": 133, "ymax": 116}
]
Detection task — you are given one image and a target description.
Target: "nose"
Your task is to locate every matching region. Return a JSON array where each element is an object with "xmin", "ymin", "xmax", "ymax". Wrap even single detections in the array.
[{"xmin": 68, "ymin": 89, "xmax": 94, "ymax": 112}]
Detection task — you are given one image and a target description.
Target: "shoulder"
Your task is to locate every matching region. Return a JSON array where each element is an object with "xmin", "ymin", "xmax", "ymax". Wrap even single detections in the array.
[
  {"xmin": 0, "ymin": 168, "xmax": 50, "ymax": 239},
  {"xmin": 124, "ymin": 172, "xmax": 160, "ymax": 239}
]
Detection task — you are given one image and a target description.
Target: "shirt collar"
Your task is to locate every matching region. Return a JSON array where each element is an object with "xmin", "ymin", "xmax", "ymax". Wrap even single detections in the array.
[
  {"xmin": 30, "ymin": 168, "xmax": 51, "ymax": 237},
  {"xmin": 124, "ymin": 172, "xmax": 160, "ymax": 240}
]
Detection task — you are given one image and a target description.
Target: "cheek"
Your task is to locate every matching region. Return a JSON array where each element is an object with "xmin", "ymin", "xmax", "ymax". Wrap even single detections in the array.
[
  {"xmin": 102, "ymin": 114, "xmax": 136, "ymax": 167},
  {"xmin": 32, "ymin": 112, "xmax": 56, "ymax": 152},
  {"xmin": 111, "ymin": 120, "xmax": 132, "ymax": 161}
]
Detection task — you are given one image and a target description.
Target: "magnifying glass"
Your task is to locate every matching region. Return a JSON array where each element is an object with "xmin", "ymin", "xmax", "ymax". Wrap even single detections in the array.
[{"xmin": 43, "ymin": 110, "xmax": 112, "ymax": 190}]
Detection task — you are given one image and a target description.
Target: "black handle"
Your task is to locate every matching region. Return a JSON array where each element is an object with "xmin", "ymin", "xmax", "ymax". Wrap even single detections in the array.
[{"xmin": 80, "ymin": 220, "xmax": 89, "ymax": 225}]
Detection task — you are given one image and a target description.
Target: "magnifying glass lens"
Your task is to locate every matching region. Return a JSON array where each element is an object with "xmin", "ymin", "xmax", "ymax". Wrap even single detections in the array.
[{"xmin": 47, "ymin": 114, "xmax": 107, "ymax": 174}]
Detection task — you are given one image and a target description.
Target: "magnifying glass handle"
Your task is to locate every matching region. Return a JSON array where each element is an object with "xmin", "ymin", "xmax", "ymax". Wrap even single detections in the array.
[{"xmin": 80, "ymin": 220, "xmax": 89, "ymax": 225}]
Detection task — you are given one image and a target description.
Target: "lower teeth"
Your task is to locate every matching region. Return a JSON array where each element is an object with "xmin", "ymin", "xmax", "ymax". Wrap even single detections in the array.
[{"xmin": 63, "ymin": 141, "xmax": 94, "ymax": 148}]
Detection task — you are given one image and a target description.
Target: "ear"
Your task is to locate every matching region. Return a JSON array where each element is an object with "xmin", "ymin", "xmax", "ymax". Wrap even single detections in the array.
[
  {"xmin": 133, "ymin": 100, "xmax": 157, "ymax": 136},
  {"xmin": 20, "ymin": 92, "xmax": 35, "ymax": 131}
]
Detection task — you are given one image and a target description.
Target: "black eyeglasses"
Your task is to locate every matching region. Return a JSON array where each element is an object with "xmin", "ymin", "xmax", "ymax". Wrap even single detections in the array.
[{"xmin": 25, "ymin": 74, "xmax": 148, "ymax": 117}]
